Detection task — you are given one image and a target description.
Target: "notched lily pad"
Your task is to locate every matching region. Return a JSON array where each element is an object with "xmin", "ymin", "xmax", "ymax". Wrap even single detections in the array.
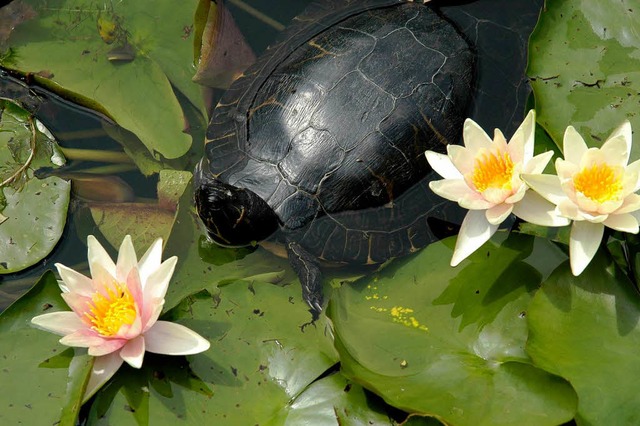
[
  {"xmin": 330, "ymin": 233, "xmax": 577, "ymax": 426},
  {"xmin": 0, "ymin": 101, "xmax": 69, "ymax": 274}
]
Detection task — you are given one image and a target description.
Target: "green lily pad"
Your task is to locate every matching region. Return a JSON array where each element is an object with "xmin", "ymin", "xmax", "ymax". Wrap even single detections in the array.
[
  {"xmin": 329, "ymin": 233, "xmax": 577, "ymax": 426},
  {"xmin": 0, "ymin": 271, "xmax": 89, "ymax": 425},
  {"xmin": 87, "ymin": 280, "xmax": 340, "ymax": 425},
  {"xmin": 528, "ymin": 0, "xmax": 640, "ymax": 159},
  {"xmin": 1, "ymin": 0, "xmax": 205, "ymax": 160},
  {"xmin": 0, "ymin": 172, "xmax": 70, "ymax": 274},
  {"xmin": 527, "ymin": 252, "xmax": 640, "ymax": 425}
]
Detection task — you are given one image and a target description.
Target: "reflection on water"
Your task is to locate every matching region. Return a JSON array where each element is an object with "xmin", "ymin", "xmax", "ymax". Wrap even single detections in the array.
[{"xmin": 0, "ymin": 0, "xmax": 542, "ymax": 311}]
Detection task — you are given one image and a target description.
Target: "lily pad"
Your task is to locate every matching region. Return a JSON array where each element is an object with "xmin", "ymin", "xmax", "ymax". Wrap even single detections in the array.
[
  {"xmin": 528, "ymin": 0, "xmax": 640, "ymax": 159},
  {"xmin": 0, "ymin": 271, "xmax": 90, "ymax": 425},
  {"xmin": 1, "ymin": 0, "xmax": 205, "ymax": 160},
  {"xmin": 527, "ymin": 252, "xmax": 640, "ymax": 425},
  {"xmin": 87, "ymin": 280, "xmax": 340, "ymax": 425},
  {"xmin": 329, "ymin": 233, "xmax": 577, "ymax": 426},
  {"xmin": 0, "ymin": 104, "xmax": 70, "ymax": 273}
]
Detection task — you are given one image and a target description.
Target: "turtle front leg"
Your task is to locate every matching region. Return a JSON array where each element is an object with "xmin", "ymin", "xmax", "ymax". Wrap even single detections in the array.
[{"xmin": 286, "ymin": 241, "xmax": 324, "ymax": 322}]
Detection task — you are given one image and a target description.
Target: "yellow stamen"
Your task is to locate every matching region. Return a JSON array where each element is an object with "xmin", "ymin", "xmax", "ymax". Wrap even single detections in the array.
[
  {"xmin": 573, "ymin": 163, "xmax": 623, "ymax": 204},
  {"xmin": 85, "ymin": 281, "xmax": 137, "ymax": 336},
  {"xmin": 471, "ymin": 150, "xmax": 514, "ymax": 192}
]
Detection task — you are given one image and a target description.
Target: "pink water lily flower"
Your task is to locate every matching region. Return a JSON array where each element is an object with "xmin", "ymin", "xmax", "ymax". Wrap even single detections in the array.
[
  {"xmin": 523, "ymin": 121, "xmax": 640, "ymax": 275},
  {"xmin": 31, "ymin": 235, "xmax": 210, "ymax": 401},
  {"xmin": 425, "ymin": 110, "xmax": 569, "ymax": 266}
]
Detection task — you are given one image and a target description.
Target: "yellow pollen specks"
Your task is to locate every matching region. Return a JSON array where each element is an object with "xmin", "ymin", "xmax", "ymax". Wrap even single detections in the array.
[
  {"xmin": 85, "ymin": 281, "xmax": 137, "ymax": 337},
  {"xmin": 573, "ymin": 163, "xmax": 623, "ymax": 203},
  {"xmin": 471, "ymin": 150, "xmax": 514, "ymax": 193},
  {"xmin": 365, "ymin": 285, "xmax": 427, "ymax": 332}
]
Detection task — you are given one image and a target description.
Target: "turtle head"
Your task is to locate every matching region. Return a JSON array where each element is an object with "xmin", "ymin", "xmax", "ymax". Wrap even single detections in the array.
[{"xmin": 195, "ymin": 163, "xmax": 280, "ymax": 247}]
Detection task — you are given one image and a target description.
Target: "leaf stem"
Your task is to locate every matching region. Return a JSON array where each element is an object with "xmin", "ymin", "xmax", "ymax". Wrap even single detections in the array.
[
  {"xmin": 60, "ymin": 147, "xmax": 133, "ymax": 164},
  {"xmin": 227, "ymin": 0, "xmax": 285, "ymax": 31}
]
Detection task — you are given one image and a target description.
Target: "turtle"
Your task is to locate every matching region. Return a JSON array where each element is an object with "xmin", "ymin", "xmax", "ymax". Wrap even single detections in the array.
[{"xmin": 195, "ymin": 0, "xmax": 475, "ymax": 320}]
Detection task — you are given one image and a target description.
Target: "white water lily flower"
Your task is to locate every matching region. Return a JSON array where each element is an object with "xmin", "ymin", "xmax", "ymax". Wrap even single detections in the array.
[
  {"xmin": 426, "ymin": 110, "xmax": 569, "ymax": 266},
  {"xmin": 31, "ymin": 235, "xmax": 210, "ymax": 402},
  {"xmin": 523, "ymin": 121, "xmax": 640, "ymax": 275}
]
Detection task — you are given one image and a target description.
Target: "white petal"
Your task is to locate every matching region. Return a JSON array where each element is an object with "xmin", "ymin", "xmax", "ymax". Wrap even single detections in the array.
[
  {"xmin": 425, "ymin": 151, "xmax": 462, "ymax": 179},
  {"xmin": 87, "ymin": 235, "xmax": 116, "ymax": 280},
  {"xmin": 569, "ymin": 221, "xmax": 604, "ymax": 276},
  {"xmin": 627, "ymin": 159, "xmax": 640, "ymax": 192},
  {"xmin": 54, "ymin": 264, "xmax": 93, "ymax": 297},
  {"xmin": 493, "ymin": 128, "xmax": 509, "ymax": 152},
  {"xmin": 556, "ymin": 199, "xmax": 583, "ymax": 221},
  {"xmin": 616, "ymin": 194, "xmax": 640, "ymax": 214},
  {"xmin": 144, "ymin": 321, "xmax": 210, "ymax": 355},
  {"xmin": 463, "ymin": 118, "xmax": 493, "ymax": 152},
  {"xmin": 554, "ymin": 158, "xmax": 579, "ymax": 182},
  {"xmin": 116, "ymin": 235, "xmax": 138, "ymax": 283},
  {"xmin": 512, "ymin": 192, "xmax": 571, "ymax": 226},
  {"xmin": 138, "ymin": 238, "xmax": 163, "ymax": 287},
  {"xmin": 523, "ymin": 151, "xmax": 554, "ymax": 175},
  {"xmin": 521, "ymin": 174, "xmax": 566, "ymax": 205},
  {"xmin": 83, "ymin": 352, "xmax": 124, "ymax": 403},
  {"xmin": 450, "ymin": 210, "xmax": 498, "ymax": 267},
  {"xmin": 563, "ymin": 126, "xmax": 588, "ymax": 165},
  {"xmin": 31, "ymin": 312, "xmax": 86, "ymax": 336},
  {"xmin": 597, "ymin": 135, "xmax": 629, "ymax": 167},
  {"xmin": 509, "ymin": 109, "xmax": 536, "ymax": 163},
  {"xmin": 120, "ymin": 335, "xmax": 146, "ymax": 369},
  {"xmin": 459, "ymin": 196, "xmax": 495, "ymax": 210},
  {"xmin": 429, "ymin": 179, "xmax": 478, "ymax": 203},
  {"xmin": 485, "ymin": 203, "xmax": 513, "ymax": 225},
  {"xmin": 603, "ymin": 213, "xmax": 639, "ymax": 233},
  {"xmin": 605, "ymin": 120, "xmax": 632, "ymax": 164},
  {"xmin": 143, "ymin": 256, "xmax": 177, "ymax": 301}
]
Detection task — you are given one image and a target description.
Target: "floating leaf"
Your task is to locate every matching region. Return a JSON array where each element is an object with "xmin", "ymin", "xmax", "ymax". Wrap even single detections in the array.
[
  {"xmin": 527, "ymin": 252, "xmax": 640, "ymax": 425},
  {"xmin": 1, "ymin": 0, "xmax": 206, "ymax": 160},
  {"xmin": 83, "ymin": 170, "xmax": 191, "ymax": 254},
  {"xmin": 528, "ymin": 0, "xmax": 640, "ymax": 160},
  {"xmin": 330, "ymin": 233, "xmax": 577, "ymax": 426},
  {"xmin": 0, "ymin": 271, "xmax": 90, "ymax": 425}
]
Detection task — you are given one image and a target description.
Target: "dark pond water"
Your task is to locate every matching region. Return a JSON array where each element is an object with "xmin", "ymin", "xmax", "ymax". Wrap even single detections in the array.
[{"xmin": 0, "ymin": 0, "xmax": 543, "ymax": 311}]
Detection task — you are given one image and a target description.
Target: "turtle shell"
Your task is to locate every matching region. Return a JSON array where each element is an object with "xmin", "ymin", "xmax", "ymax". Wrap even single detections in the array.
[{"xmin": 201, "ymin": 0, "xmax": 474, "ymax": 264}]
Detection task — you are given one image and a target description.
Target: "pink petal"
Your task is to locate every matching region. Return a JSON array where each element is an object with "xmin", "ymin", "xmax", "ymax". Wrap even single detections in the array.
[
  {"xmin": 425, "ymin": 151, "xmax": 462, "ymax": 179},
  {"xmin": 87, "ymin": 235, "xmax": 116, "ymax": 280},
  {"xmin": 450, "ymin": 210, "xmax": 498, "ymax": 267},
  {"xmin": 55, "ymin": 264, "xmax": 94, "ymax": 297},
  {"xmin": 485, "ymin": 203, "xmax": 513, "ymax": 225},
  {"xmin": 563, "ymin": 126, "xmax": 588, "ymax": 165},
  {"xmin": 60, "ymin": 329, "xmax": 105, "ymax": 348},
  {"xmin": 31, "ymin": 311, "xmax": 86, "ymax": 336},
  {"xmin": 61, "ymin": 292, "xmax": 93, "ymax": 322},
  {"xmin": 120, "ymin": 335, "xmax": 146, "ymax": 369},
  {"xmin": 463, "ymin": 118, "xmax": 493, "ymax": 152},
  {"xmin": 90, "ymin": 262, "xmax": 118, "ymax": 297},
  {"xmin": 603, "ymin": 213, "xmax": 639, "ymax": 233},
  {"xmin": 512, "ymin": 192, "xmax": 571, "ymax": 227},
  {"xmin": 144, "ymin": 321, "xmax": 210, "ymax": 355},
  {"xmin": 138, "ymin": 238, "xmax": 163, "ymax": 287},
  {"xmin": 142, "ymin": 297, "xmax": 164, "ymax": 332},
  {"xmin": 83, "ymin": 352, "xmax": 123, "ymax": 403},
  {"xmin": 569, "ymin": 221, "xmax": 604, "ymax": 276},
  {"xmin": 116, "ymin": 235, "xmax": 138, "ymax": 283},
  {"xmin": 88, "ymin": 338, "xmax": 128, "ymax": 356}
]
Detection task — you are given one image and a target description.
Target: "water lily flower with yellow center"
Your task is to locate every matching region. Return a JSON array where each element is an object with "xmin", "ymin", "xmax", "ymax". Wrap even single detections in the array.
[
  {"xmin": 31, "ymin": 235, "xmax": 210, "ymax": 401},
  {"xmin": 426, "ymin": 110, "xmax": 569, "ymax": 266},
  {"xmin": 523, "ymin": 121, "xmax": 640, "ymax": 275}
]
